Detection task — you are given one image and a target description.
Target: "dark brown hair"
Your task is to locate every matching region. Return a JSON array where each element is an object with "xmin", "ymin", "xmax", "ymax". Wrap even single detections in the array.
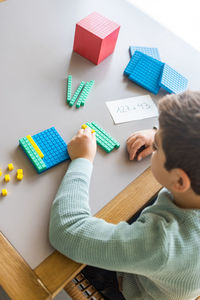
[{"xmin": 158, "ymin": 90, "xmax": 200, "ymax": 195}]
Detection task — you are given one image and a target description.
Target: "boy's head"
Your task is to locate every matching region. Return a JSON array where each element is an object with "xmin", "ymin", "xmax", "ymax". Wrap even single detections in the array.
[{"xmin": 151, "ymin": 90, "xmax": 200, "ymax": 195}]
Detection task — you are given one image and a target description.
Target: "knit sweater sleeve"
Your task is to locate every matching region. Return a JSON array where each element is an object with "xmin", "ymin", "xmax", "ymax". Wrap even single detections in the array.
[{"xmin": 49, "ymin": 158, "xmax": 168, "ymax": 275}]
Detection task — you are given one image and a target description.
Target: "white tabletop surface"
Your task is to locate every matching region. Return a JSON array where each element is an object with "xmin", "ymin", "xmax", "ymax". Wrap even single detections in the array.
[{"xmin": 0, "ymin": 0, "xmax": 200, "ymax": 269}]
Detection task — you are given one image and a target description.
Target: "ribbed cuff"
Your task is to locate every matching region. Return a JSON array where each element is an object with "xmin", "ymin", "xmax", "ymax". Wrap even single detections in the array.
[{"xmin": 67, "ymin": 158, "xmax": 93, "ymax": 179}]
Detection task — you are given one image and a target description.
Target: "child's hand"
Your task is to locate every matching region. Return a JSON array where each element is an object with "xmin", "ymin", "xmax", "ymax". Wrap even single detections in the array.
[
  {"xmin": 126, "ymin": 129, "xmax": 156, "ymax": 161},
  {"xmin": 67, "ymin": 127, "xmax": 97, "ymax": 163}
]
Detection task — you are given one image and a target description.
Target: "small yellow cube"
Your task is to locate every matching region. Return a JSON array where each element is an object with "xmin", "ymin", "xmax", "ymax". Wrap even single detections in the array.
[
  {"xmin": 1, "ymin": 189, "xmax": 8, "ymax": 196},
  {"xmin": 4, "ymin": 174, "xmax": 10, "ymax": 182},
  {"xmin": 81, "ymin": 124, "xmax": 95, "ymax": 133},
  {"xmin": 8, "ymin": 163, "xmax": 14, "ymax": 171},
  {"xmin": 17, "ymin": 169, "xmax": 23, "ymax": 174},
  {"xmin": 17, "ymin": 173, "xmax": 23, "ymax": 181},
  {"xmin": 81, "ymin": 124, "xmax": 87, "ymax": 129},
  {"xmin": 0, "ymin": 170, "xmax": 2, "ymax": 176}
]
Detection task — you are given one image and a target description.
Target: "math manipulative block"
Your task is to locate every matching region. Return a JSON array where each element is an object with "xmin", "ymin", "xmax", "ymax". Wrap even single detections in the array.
[
  {"xmin": 124, "ymin": 50, "xmax": 143, "ymax": 77},
  {"xmin": 19, "ymin": 137, "xmax": 47, "ymax": 173},
  {"xmin": 128, "ymin": 51, "xmax": 164, "ymax": 94},
  {"xmin": 129, "ymin": 46, "xmax": 160, "ymax": 60},
  {"xmin": 67, "ymin": 75, "xmax": 72, "ymax": 103},
  {"xmin": 19, "ymin": 127, "xmax": 70, "ymax": 173},
  {"xmin": 17, "ymin": 169, "xmax": 23, "ymax": 174},
  {"xmin": 8, "ymin": 163, "xmax": 14, "ymax": 171},
  {"xmin": 73, "ymin": 12, "xmax": 120, "ymax": 65},
  {"xmin": 16, "ymin": 169, "xmax": 23, "ymax": 181},
  {"xmin": 159, "ymin": 63, "xmax": 188, "ymax": 94},
  {"xmin": 76, "ymin": 80, "xmax": 95, "ymax": 108},
  {"xmin": 1, "ymin": 189, "xmax": 7, "ymax": 197},
  {"xmin": 4, "ymin": 174, "xmax": 10, "ymax": 182},
  {"xmin": 69, "ymin": 81, "xmax": 85, "ymax": 107},
  {"xmin": 86, "ymin": 122, "xmax": 120, "ymax": 153},
  {"xmin": 124, "ymin": 50, "xmax": 188, "ymax": 95},
  {"xmin": 17, "ymin": 173, "xmax": 23, "ymax": 181}
]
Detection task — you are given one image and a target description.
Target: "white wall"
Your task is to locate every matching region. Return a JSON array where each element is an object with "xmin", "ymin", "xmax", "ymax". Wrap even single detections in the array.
[{"xmin": 127, "ymin": 0, "xmax": 200, "ymax": 52}]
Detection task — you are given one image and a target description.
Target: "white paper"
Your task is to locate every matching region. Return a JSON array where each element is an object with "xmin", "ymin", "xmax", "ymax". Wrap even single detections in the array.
[{"xmin": 106, "ymin": 95, "xmax": 158, "ymax": 124}]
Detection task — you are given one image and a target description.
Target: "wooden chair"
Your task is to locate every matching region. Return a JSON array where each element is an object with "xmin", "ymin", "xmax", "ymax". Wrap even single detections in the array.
[
  {"xmin": 64, "ymin": 271, "xmax": 200, "ymax": 300},
  {"xmin": 64, "ymin": 272, "xmax": 104, "ymax": 300}
]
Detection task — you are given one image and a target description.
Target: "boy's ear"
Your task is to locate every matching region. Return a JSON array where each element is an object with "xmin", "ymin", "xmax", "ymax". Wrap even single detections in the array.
[{"xmin": 171, "ymin": 168, "xmax": 191, "ymax": 193}]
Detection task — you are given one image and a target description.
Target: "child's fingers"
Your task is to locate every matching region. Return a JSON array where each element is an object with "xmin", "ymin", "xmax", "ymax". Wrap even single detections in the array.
[
  {"xmin": 82, "ymin": 127, "xmax": 96, "ymax": 135},
  {"xmin": 129, "ymin": 140, "xmax": 145, "ymax": 160},
  {"xmin": 137, "ymin": 146, "xmax": 153, "ymax": 161},
  {"xmin": 80, "ymin": 127, "xmax": 96, "ymax": 142},
  {"xmin": 127, "ymin": 136, "xmax": 137, "ymax": 153},
  {"xmin": 84, "ymin": 127, "xmax": 92, "ymax": 135},
  {"xmin": 127, "ymin": 133, "xmax": 137, "ymax": 144},
  {"xmin": 91, "ymin": 131, "xmax": 96, "ymax": 140},
  {"xmin": 77, "ymin": 129, "xmax": 84, "ymax": 135}
]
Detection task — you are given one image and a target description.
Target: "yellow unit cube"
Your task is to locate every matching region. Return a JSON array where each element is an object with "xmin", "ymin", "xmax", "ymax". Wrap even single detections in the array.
[
  {"xmin": 17, "ymin": 169, "xmax": 23, "ymax": 174},
  {"xmin": 17, "ymin": 173, "xmax": 23, "ymax": 181},
  {"xmin": 81, "ymin": 124, "xmax": 88, "ymax": 129},
  {"xmin": 4, "ymin": 174, "xmax": 10, "ymax": 182},
  {"xmin": 1, "ymin": 189, "xmax": 7, "ymax": 196},
  {"xmin": 8, "ymin": 163, "xmax": 14, "ymax": 171},
  {"xmin": 81, "ymin": 124, "xmax": 95, "ymax": 133},
  {"xmin": 0, "ymin": 169, "xmax": 2, "ymax": 176}
]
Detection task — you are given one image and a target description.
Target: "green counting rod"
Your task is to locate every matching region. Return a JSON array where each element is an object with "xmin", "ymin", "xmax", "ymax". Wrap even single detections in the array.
[
  {"xmin": 76, "ymin": 80, "xmax": 95, "ymax": 108},
  {"xmin": 67, "ymin": 75, "xmax": 72, "ymax": 103},
  {"xmin": 69, "ymin": 81, "xmax": 85, "ymax": 107},
  {"xmin": 76, "ymin": 82, "xmax": 90, "ymax": 108},
  {"xmin": 19, "ymin": 137, "xmax": 47, "ymax": 173},
  {"xmin": 86, "ymin": 122, "xmax": 120, "ymax": 153}
]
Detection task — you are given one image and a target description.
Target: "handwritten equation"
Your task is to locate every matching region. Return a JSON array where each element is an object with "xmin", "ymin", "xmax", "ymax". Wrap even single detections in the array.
[
  {"xmin": 116, "ymin": 102, "xmax": 151, "ymax": 114},
  {"xmin": 106, "ymin": 95, "xmax": 158, "ymax": 124}
]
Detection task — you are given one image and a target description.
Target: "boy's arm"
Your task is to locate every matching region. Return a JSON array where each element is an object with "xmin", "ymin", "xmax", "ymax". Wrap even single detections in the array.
[{"xmin": 49, "ymin": 157, "xmax": 168, "ymax": 275}]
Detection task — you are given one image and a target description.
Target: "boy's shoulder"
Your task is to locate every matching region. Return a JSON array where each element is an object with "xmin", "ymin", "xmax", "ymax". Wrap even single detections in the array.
[{"xmin": 142, "ymin": 188, "xmax": 200, "ymax": 228}]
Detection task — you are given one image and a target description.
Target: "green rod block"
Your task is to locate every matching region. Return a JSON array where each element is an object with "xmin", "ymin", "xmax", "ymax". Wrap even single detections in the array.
[
  {"xmin": 19, "ymin": 137, "xmax": 47, "ymax": 173},
  {"xmin": 86, "ymin": 122, "xmax": 115, "ymax": 152},
  {"xmin": 88, "ymin": 122, "xmax": 116, "ymax": 147},
  {"xmin": 80, "ymin": 80, "xmax": 95, "ymax": 106},
  {"xmin": 69, "ymin": 81, "xmax": 85, "ymax": 106},
  {"xmin": 67, "ymin": 75, "xmax": 72, "ymax": 103},
  {"xmin": 91, "ymin": 122, "xmax": 120, "ymax": 148},
  {"xmin": 76, "ymin": 82, "xmax": 90, "ymax": 108}
]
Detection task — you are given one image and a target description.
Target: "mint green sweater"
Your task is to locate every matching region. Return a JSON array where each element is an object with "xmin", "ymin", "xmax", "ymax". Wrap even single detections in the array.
[{"xmin": 49, "ymin": 158, "xmax": 200, "ymax": 300}]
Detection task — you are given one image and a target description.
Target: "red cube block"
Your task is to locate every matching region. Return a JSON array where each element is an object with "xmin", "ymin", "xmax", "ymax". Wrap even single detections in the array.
[{"xmin": 73, "ymin": 12, "xmax": 120, "ymax": 65}]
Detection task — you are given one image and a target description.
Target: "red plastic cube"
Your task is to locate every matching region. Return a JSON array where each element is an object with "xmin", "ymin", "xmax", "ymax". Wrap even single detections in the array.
[{"xmin": 73, "ymin": 12, "xmax": 120, "ymax": 65}]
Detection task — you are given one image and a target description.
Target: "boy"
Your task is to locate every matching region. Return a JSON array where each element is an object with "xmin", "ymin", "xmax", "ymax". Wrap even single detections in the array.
[{"xmin": 49, "ymin": 91, "xmax": 200, "ymax": 300}]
